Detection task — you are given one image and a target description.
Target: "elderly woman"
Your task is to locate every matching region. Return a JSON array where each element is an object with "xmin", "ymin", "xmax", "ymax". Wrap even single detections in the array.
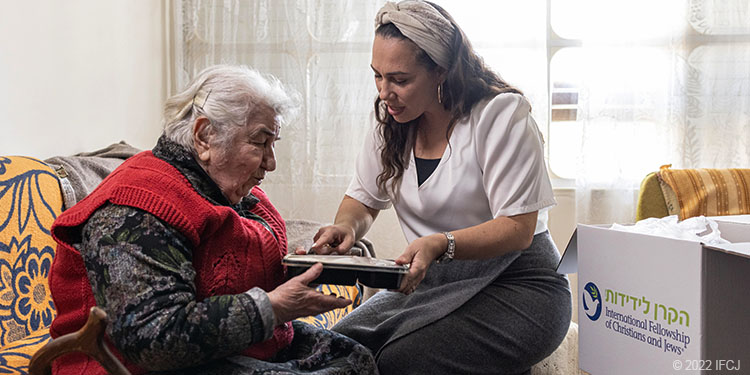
[{"xmin": 48, "ymin": 65, "xmax": 376, "ymax": 375}]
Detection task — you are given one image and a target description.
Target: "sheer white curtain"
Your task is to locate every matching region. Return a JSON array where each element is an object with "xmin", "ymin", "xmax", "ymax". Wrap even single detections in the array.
[
  {"xmin": 170, "ymin": 0, "xmax": 409, "ymax": 254},
  {"xmin": 548, "ymin": 0, "xmax": 750, "ymax": 224},
  {"xmin": 169, "ymin": 0, "xmax": 547, "ymax": 256},
  {"xmin": 169, "ymin": 0, "xmax": 750, "ymax": 241}
]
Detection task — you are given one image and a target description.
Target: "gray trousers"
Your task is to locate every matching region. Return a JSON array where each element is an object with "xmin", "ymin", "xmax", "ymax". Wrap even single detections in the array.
[{"xmin": 334, "ymin": 231, "xmax": 572, "ymax": 375}]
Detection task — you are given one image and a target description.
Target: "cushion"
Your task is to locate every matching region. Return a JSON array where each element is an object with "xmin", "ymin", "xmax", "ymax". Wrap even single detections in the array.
[
  {"xmin": 0, "ymin": 329, "xmax": 50, "ymax": 374},
  {"xmin": 295, "ymin": 284, "xmax": 362, "ymax": 329},
  {"xmin": 657, "ymin": 167, "xmax": 750, "ymax": 220},
  {"xmin": 0, "ymin": 156, "xmax": 63, "ymax": 369}
]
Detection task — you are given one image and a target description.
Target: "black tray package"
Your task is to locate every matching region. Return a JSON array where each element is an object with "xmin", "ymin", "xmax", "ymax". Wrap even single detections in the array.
[{"xmin": 282, "ymin": 254, "xmax": 409, "ymax": 289}]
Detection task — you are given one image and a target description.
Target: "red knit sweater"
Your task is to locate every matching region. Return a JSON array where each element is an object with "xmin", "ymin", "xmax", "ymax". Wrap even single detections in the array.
[{"xmin": 48, "ymin": 151, "xmax": 292, "ymax": 375}]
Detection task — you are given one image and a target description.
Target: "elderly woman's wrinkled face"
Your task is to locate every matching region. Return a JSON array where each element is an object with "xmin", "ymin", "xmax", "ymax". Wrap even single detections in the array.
[
  {"xmin": 196, "ymin": 104, "xmax": 279, "ymax": 205},
  {"xmin": 371, "ymin": 35, "xmax": 443, "ymax": 123}
]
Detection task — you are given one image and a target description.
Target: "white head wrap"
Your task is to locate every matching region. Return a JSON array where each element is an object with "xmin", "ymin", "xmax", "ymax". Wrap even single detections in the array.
[{"xmin": 375, "ymin": 1, "xmax": 455, "ymax": 70}]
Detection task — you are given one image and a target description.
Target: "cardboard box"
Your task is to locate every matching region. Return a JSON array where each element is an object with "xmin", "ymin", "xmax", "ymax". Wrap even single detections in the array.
[{"xmin": 559, "ymin": 215, "xmax": 750, "ymax": 375}]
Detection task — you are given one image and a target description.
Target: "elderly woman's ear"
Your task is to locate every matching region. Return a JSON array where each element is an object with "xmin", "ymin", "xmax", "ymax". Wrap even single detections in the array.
[{"xmin": 192, "ymin": 117, "xmax": 214, "ymax": 162}]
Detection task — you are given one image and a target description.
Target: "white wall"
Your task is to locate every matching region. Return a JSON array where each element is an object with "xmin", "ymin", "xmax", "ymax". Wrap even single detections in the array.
[{"xmin": 0, "ymin": 0, "xmax": 166, "ymax": 159}]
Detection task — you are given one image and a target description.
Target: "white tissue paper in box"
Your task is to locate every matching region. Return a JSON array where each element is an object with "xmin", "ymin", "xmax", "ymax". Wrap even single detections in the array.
[{"xmin": 609, "ymin": 215, "xmax": 729, "ymax": 245}]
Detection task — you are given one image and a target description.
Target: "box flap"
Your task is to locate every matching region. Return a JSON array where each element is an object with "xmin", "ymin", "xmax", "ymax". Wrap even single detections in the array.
[
  {"xmin": 552, "ymin": 217, "xmax": 750, "ymax": 274},
  {"xmin": 710, "ymin": 214, "xmax": 750, "ymax": 224},
  {"xmin": 556, "ymin": 228, "xmax": 578, "ymax": 274},
  {"xmin": 712, "ymin": 216, "xmax": 750, "ymax": 243},
  {"xmin": 703, "ymin": 245, "xmax": 750, "ymax": 366},
  {"xmin": 703, "ymin": 242, "xmax": 750, "ymax": 259}
]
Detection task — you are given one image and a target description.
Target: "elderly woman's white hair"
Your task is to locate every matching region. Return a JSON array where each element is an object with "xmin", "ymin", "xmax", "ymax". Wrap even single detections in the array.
[{"xmin": 163, "ymin": 65, "xmax": 300, "ymax": 150}]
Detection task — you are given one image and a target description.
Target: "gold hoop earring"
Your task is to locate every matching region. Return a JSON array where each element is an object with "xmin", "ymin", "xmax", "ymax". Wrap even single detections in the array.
[{"xmin": 437, "ymin": 83, "xmax": 443, "ymax": 104}]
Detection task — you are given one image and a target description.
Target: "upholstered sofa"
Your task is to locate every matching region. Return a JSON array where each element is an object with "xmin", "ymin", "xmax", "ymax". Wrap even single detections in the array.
[
  {"xmin": 0, "ymin": 156, "xmax": 61, "ymax": 374},
  {"xmin": 0, "ymin": 154, "xmax": 578, "ymax": 374},
  {"xmin": 636, "ymin": 165, "xmax": 750, "ymax": 221}
]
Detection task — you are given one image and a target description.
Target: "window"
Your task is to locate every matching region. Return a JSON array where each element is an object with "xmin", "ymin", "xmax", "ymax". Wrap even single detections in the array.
[
  {"xmin": 547, "ymin": 0, "xmax": 750, "ymax": 179},
  {"xmin": 173, "ymin": 1, "xmax": 750, "ymax": 225},
  {"xmin": 438, "ymin": 0, "xmax": 750, "ymax": 182}
]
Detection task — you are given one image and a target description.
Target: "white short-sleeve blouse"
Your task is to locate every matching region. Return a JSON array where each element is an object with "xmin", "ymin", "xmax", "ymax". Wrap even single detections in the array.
[{"xmin": 346, "ymin": 93, "xmax": 556, "ymax": 243}]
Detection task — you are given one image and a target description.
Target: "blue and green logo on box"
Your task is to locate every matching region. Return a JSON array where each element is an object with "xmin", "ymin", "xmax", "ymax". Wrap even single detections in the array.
[{"xmin": 583, "ymin": 282, "xmax": 602, "ymax": 321}]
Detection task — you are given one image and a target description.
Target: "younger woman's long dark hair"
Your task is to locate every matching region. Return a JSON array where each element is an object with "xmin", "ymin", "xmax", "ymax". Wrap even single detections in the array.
[{"xmin": 374, "ymin": 1, "xmax": 524, "ymax": 196}]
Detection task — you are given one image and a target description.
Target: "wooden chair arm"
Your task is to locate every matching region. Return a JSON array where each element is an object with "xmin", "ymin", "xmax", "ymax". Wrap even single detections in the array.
[{"xmin": 29, "ymin": 306, "xmax": 131, "ymax": 375}]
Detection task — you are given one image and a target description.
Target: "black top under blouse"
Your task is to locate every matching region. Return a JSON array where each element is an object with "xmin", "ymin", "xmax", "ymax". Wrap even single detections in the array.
[{"xmin": 415, "ymin": 157, "xmax": 441, "ymax": 186}]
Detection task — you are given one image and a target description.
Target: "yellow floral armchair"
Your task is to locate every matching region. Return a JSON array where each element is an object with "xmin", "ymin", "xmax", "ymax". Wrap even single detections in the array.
[{"xmin": 0, "ymin": 156, "xmax": 61, "ymax": 374}]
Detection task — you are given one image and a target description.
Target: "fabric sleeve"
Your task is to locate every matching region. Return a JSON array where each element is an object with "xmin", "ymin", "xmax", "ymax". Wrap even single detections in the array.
[
  {"xmin": 345, "ymin": 126, "xmax": 393, "ymax": 210},
  {"xmin": 80, "ymin": 203, "xmax": 275, "ymax": 371},
  {"xmin": 474, "ymin": 93, "xmax": 556, "ymax": 218}
]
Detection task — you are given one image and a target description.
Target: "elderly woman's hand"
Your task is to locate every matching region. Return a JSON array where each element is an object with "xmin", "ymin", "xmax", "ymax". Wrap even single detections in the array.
[
  {"xmin": 394, "ymin": 233, "xmax": 447, "ymax": 295},
  {"xmin": 267, "ymin": 263, "xmax": 351, "ymax": 325}
]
